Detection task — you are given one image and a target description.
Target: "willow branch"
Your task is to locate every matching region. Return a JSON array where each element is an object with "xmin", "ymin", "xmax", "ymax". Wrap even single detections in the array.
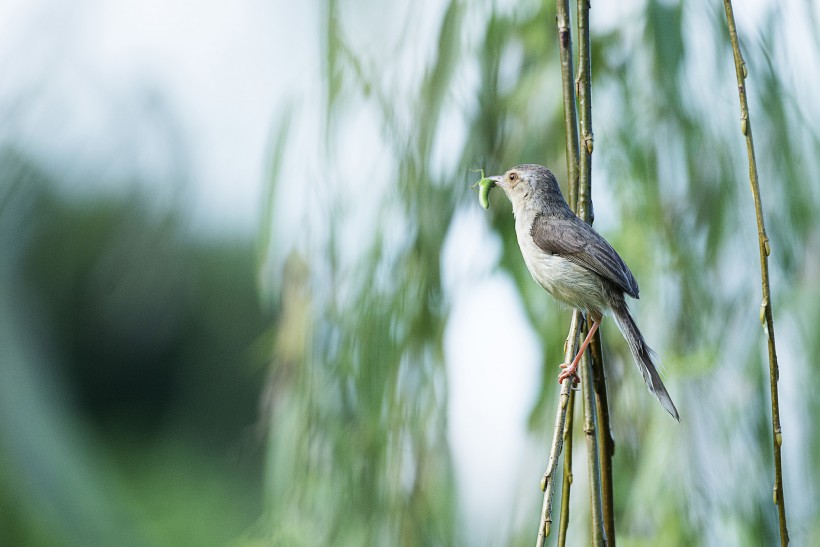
[
  {"xmin": 557, "ymin": 386, "xmax": 576, "ymax": 546},
  {"xmin": 579, "ymin": 337, "xmax": 604, "ymax": 546},
  {"xmin": 534, "ymin": 2, "xmax": 581, "ymax": 545},
  {"xmin": 722, "ymin": 1, "xmax": 789, "ymax": 544},
  {"xmin": 537, "ymin": 313, "xmax": 581, "ymax": 547},
  {"xmin": 577, "ymin": 0, "xmax": 607, "ymax": 544},
  {"xmin": 557, "ymin": 0, "xmax": 580, "ymax": 211},
  {"xmin": 590, "ymin": 334, "xmax": 615, "ymax": 542},
  {"xmin": 575, "ymin": 4, "xmax": 592, "ymax": 224},
  {"xmin": 556, "ymin": 2, "xmax": 584, "ymax": 538}
]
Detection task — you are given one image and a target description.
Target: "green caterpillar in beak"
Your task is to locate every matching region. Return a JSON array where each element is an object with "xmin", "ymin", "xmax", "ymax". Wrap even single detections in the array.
[{"xmin": 471, "ymin": 169, "xmax": 496, "ymax": 209}]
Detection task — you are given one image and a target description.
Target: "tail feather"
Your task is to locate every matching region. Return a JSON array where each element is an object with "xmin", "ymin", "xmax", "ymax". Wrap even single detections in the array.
[{"xmin": 612, "ymin": 303, "xmax": 680, "ymax": 421}]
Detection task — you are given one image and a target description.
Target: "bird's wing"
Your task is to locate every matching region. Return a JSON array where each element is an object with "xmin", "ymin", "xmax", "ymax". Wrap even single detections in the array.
[{"xmin": 530, "ymin": 213, "xmax": 640, "ymax": 298}]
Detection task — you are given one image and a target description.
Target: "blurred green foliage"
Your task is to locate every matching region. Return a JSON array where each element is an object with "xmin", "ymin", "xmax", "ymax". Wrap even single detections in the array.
[{"xmin": 0, "ymin": 147, "xmax": 272, "ymax": 545}]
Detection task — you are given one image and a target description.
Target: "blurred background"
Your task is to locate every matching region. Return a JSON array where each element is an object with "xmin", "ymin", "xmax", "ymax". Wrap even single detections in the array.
[{"xmin": 1, "ymin": 0, "xmax": 818, "ymax": 545}]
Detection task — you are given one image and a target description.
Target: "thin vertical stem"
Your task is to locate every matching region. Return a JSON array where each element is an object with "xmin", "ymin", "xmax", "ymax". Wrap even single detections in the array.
[
  {"xmin": 577, "ymin": 0, "xmax": 607, "ymax": 544},
  {"xmin": 557, "ymin": 0, "xmax": 580, "ymax": 210},
  {"xmin": 556, "ymin": 0, "xmax": 580, "ymax": 542},
  {"xmin": 590, "ymin": 335, "xmax": 615, "ymax": 541},
  {"xmin": 579, "ymin": 338, "xmax": 605, "ymax": 546},
  {"xmin": 536, "ymin": 314, "xmax": 581, "ymax": 547},
  {"xmin": 535, "ymin": 1, "xmax": 582, "ymax": 544},
  {"xmin": 557, "ymin": 387, "xmax": 576, "ymax": 546},
  {"xmin": 575, "ymin": 0, "xmax": 593, "ymax": 226},
  {"xmin": 722, "ymin": 1, "xmax": 789, "ymax": 544}
]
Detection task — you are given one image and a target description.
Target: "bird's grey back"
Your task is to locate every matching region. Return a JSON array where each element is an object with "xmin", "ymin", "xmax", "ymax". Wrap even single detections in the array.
[{"xmin": 520, "ymin": 165, "xmax": 640, "ymax": 299}]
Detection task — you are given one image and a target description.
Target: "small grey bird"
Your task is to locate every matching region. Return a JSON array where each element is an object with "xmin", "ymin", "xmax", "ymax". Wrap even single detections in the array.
[{"xmin": 489, "ymin": 164, "xmax": 679, "ymax": 421}]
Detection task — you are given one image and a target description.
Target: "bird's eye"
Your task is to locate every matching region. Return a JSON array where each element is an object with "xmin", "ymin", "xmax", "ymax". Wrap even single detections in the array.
[{"xmin": 509, "ymin": 172, "xmax": 518, "ymax": 182}]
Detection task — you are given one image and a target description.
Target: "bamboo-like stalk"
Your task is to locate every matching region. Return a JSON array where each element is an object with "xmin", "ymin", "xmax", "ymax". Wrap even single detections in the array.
[
  {"xmin": 535, "ymin": 2, "xmax": 581, "ymax": 545},
  {"xmin": 579, "ymin": 342, "xmax": 605, "ymax": 545},
  {"xmin": 556, "ymin": 3, "xmax": 581, "ymax": 543},
  {"xmin": 536, "ymin": 315, "xmax": 581, "ymax": 546},
  {"xmin": 575, "ymin": 0, "xmax": 592, "ymax": 225},
  {"xmin": 576, "ymin": 0, "xmax": 607, "ymax": 544},
  {"xmin": 557, "ymin": 388, "xmax": 576, "ymax": 546},
  {"xmin": 722, "ymin": 1, "xmax": 789, "ymax": 544},
  {"xmin": 590, "ymin": 335, "xmax": 615, "ymax": 542},
  {"xmin": 557, "ymin": 0, "xmax": 580, "ymax": 211},
  {"xmin": 536, "ymin": 0, "xmax": 615, "ymax": 544}
]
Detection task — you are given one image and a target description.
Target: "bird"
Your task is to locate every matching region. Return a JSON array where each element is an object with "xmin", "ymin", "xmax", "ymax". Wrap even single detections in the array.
[{"xmin": 488, "ymin": 163, "xmax": 679, "ymax": 421}]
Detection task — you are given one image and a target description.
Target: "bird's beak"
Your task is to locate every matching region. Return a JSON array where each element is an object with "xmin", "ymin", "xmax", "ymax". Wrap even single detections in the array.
[{"xmin": 488, "ymin": 175, "xmax": 503, "ymax": 188}]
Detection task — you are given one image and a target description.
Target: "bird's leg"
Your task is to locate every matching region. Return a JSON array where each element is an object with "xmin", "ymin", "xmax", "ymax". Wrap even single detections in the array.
[{"xmin": 558, "ymin": 317, "xmax": 601, "ymax": 384}]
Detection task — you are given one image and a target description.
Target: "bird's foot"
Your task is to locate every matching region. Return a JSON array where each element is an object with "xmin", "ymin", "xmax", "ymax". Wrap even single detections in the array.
[{"xmin": 557, "ymin": 362, "xmax": 580, "ymax": 385}]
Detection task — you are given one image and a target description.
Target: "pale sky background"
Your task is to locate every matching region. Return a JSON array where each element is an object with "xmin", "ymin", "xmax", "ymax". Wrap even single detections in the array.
[
  {"xmin": 0, "ymin": 0, "xmax": 313, "ymax": 235},
  {"xmin": 0, "ymin": 0, "xmax": 777, "ymax": 233}
]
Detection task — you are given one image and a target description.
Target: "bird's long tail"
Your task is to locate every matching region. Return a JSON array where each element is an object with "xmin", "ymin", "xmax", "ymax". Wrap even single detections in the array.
[{"xmin": 612, "ymin": 301, "xmax": 680, "ymax": 421}]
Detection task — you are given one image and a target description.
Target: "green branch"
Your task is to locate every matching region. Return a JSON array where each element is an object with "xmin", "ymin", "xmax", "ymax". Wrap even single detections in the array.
[
  {"xmin": 590, "ymin": 334, "xmax": 615, "ymax": 541},
  {"xmin": 722, "ymin": 1, "xmax": 789, "ymax": 544},
  {"xmin": 557, "ymin": 387, "xmax": 576, "ymax": 547},
  {"xmin": 535, "ymin": 1, "xmax": 582, "ymax": 545},
  {"xmin": 576, "ymin": 0, "xmax": 607, "ymax": 544},
  {"xmin": 537, "ymin": 314, "xmax": 581, "ymax": 546},
  {"xmin": 536, "ymin": 0, "xmax": 614, "ymax": 544},
  {"xmin": 557, "ymin": 0, "xmax": 580, "ymax": 211}
]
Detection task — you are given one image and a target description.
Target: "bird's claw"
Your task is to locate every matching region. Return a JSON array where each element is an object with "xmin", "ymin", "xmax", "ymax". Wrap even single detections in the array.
[{"xmin": 557, "ymin": 362, "xmax": 580, "ymax": 385}]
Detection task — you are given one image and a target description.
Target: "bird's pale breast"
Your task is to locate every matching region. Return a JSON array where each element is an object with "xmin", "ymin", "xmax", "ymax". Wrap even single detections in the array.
[{"xmin": 516, "ymin": 228, "xmax": 610, "ymax": 316}]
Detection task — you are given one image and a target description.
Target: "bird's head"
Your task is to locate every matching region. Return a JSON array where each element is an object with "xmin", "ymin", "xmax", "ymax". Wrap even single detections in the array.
[{"xmin": 489, "ymin": 164, "xmax": 568, "ymax": 214}]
